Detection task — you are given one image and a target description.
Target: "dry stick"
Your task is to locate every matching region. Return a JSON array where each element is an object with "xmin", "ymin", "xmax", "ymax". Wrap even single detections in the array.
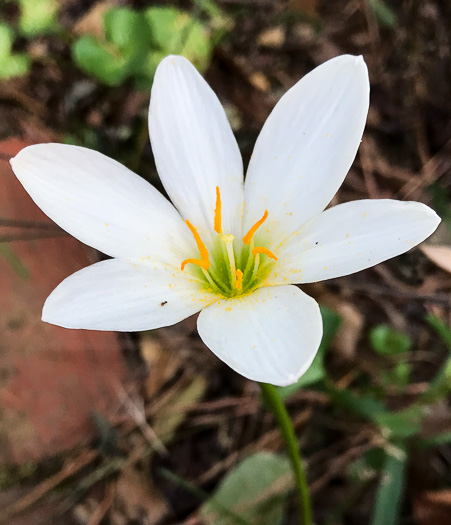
[
  {"xmin": 310, "ymin": 438, "xmax": 377, "ymax": 495},
  {"xmin": 0, "ymin": 218, "xmax": 62, "ymax": 230},
  {"xmin": 195, "ymin": 409, "xmax": 311, "ymax": 486},
  {"xmin": 0, "ymin": 231, "xmax": 68, "ymax": 243},
  {"xmin": 397, "ymin": 137, "xmax": 451, "ymax": 200},
  {"xmin": 330, "ymin": 281, "xmax": 451, "ymax": 306},
  {"xmin": 0, "ymin": 449, "xmax": 98, "ymax": 524},
  {"xmin": 86, "ymin": 481, "xmax": 116, "ymax": 525}
]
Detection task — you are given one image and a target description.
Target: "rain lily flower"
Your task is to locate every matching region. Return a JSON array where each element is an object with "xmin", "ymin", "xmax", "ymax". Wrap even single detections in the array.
[{"xmin": 10, "ymin": 55, "xmax": 440, "ymax": 386}]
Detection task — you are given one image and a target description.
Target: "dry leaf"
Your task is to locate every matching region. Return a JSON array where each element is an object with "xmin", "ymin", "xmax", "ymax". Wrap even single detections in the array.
[
  {"xmin": 420, "ymin": 244, "xmax": 451, "ymax": 274},
  {"xmin": 287, "ymin": 0, "xmax": 318, "ymax": 17},
  {"xmin": 115, "ymin": 467, "xmax": 168, "ymax": 524},
  {"xmin": 249, "ymin": 72, "xmax": 271, "ymax": 92},
  {"xmin": 258, "ymin": 27, "xmax": 285, "ymax": 48},
  {"xmin": 414, "ymin": 489, "xmax": 451, "ymax": 525},
  {"xmin": 73, "ymin": 0, "xmax": 116, "ymax": 39}
]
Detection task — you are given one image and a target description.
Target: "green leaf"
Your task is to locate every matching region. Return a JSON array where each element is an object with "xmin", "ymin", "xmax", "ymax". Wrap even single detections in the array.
[
  {"xmin": 72, "ymin": 36, "xmax": 129, "ymax": 86},
  {"xmin": 144, "ymin": 7, "xmax": 213, "ymax": 72},
  {"xmin": 420, "ymin": 315, "xmax": 451, "ymax": 403},
  {"xmin": 104, "ymin": 7, "xmax": 152, "ymax": 55},
  {"xmin": 368, "ymin": 0, "xmax": 397, "ymax": 29},
  {"xmin": 427, "ymin": 314, "xmax": 451, "ymax": 347},
  {"xmin": 419, "ymin": 431, "xmax": 451, "ymax": 449},
  {"xmin": 0, "ymin": 244, "xmax": 29, "ymax": 279},
  {"xmin": 201, "ymin": 452, "xmax": 293, "ymax": 525},
  {"xmin": 18, "ymin": 0, "xmax": 60, "ymax": 36},
  {"xmin": 0, "ymin": 23, "xmax": 30, "ymax": 79},
  {"xmin": 374, "ymin": 406, "xmax": 425, "ymax": 439},
  {"xmin": 380, "ymin": 362, "xmax": 411, "ymax": 391},
  {"xmin": 348, "ymin": 447, "xmax": 386, "ymax": 481},
  {"xmin": 370, "ymin": 446, "xmax": 407, "ymax": 525},
  {"xmin": 369, "ymin": 325, "xmax": 411, "ymax": 356},
  {"xmin": 331, "ymin": 389, "xmax": 386, "ymax": 421},
  {"xmin": 277, "ymin": 307, "xmax": 341, "ymax": 399},
  {"xmin": 0, "ymin": 54, "xmax": 30, "ymax": 79},
  {"xmin": 0, "ymin": 22, "xmax": 14, "ymax": 59}
]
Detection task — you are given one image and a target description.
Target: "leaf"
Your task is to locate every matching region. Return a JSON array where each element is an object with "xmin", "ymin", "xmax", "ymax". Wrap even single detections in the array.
[
  {"xmin": 369, "ymin": 325, "xmax": 411, "ymax": 356},
  {"xmin": 72, "ymin": 36, "xmax": 129, "ymax": 86},
  {"xmin": 277, "ymin": 306, "xmax": 341, "ymax": 399},
  {"xmin": 368, "ymin": 0, "xmax": 397, "ymax": 29},
  {"xmin": 419, "ymin": 431, "xmax": 451, "ymax": 449},
  {"xmin": 427, "ymin": 314, "xmax": 451, "ymax": 347},
  {"xmin": 201, "ymin": 452, "xmax": 293, "ymax": 525},
  {"xmin": 152, "ymin": 375, "xmax": 207, "ymax": 443},
  {"xmin": 18, "ymin": 0, "xmax": 60, "ymax": 37},
  {"xmin": 371, "ymin": 446, "xmax": 407, "ymax": 525},
  {"xmin": 0, "ymin": 244, "xmax": 29, "ymax": 279},
  {"xmin": 374, "ymin": 406, "xmax": 425, "ymax": 439},
  {"xmin": 104, "ymin": 7, "xmax": 152, "ymax": 55},
  {"xmin": 0, "ymin": 22, "xmax": 14, "ymax": 59},
  {"xmin": 144, "ymin": 7, "xmax": 213, "ymax": 72},
  {"xmin": 0, "ymin": 22, "xmax": 30, "ymax": 79},
  {"xmin": 420, "ymin": 244, "xmax": 451, "ymax": 274},
  {"xmin": 331, "ymin": 389, "xmax": 386, "ymax": 421},
  {"xmin": 380, "ymin": 362, "xmax": 411, "ymax": 391},
  {"xmin": 420, "ymin": 316, "xmax": 451, "ymax": 403}
]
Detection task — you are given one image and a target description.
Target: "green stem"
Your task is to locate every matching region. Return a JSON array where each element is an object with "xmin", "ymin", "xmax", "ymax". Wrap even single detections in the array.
[{"xmin": 259, "ymin": 383, "xmax": 312, "ymax": 525}]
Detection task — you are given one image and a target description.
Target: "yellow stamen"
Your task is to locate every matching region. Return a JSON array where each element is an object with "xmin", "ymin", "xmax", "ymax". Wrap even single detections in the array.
[
  {"xmin": 252, "ymin": 246, "xmax": 278, "ymax": 260},
  {"xmin": 242, "ymin": 210, "xmax": 269, "ymax": 244},
  {"xmin": 181, "ymin": 220, "xmax": 210, "ymax": 270},
  {"xmin": 214, "ymin": 186, "xmax": 222, "ymax": 234},
  {"xmin": 235, "ymin": 269, "xmax": 243, "ymax": 290}
]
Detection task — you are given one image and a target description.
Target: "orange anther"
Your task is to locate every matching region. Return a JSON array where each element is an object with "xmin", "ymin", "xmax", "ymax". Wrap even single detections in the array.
[
  {"xmin": 214, "ymin": 186, "xmax": 222, "ymax": 234},
  {"xmin": 181, "ymin": 220, "xmax": 210, "ymax": 270},
  {"xmin": 243, "ymin": 210, "xmax": 269, "ymax": 244},
  {"xmin": 252, "ymin": 246, "xmax": 278, "ymax": 260},
  {"xmin": 235, "ymin": 269, "xmax": 243, "ymax": 290},
  {"xmin": 181, "ymin": 258, "xmax": 210, "ymax": 271}
]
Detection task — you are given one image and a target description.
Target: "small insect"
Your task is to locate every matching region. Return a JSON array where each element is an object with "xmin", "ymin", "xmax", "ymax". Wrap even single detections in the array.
[{"xmin": 161, "ymin": 301, "xmax": 168, "ymax": 306}]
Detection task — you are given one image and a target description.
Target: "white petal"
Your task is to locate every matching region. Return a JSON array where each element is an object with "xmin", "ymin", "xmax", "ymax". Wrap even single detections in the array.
[
  {"xmin": 269, "ymin": 200, "xmax": 441, "ymax": 284},
  {"xmin": 11, "ymin": 144, "xmax": 192, "ymax": 264},
  {"xmin": 149, "ymin": 56, "xmax": 244, "ymax": 241},
  {"xmin": 197, "ymin": 285, "xmax": 322, "ymax": 386},
  {"xmin": 243, "ymin": 55, "xmax": 369, "ymax": 247},
  {"xmin": 43, "ymin": 258, "xmax": 218, "ymax": 331}
]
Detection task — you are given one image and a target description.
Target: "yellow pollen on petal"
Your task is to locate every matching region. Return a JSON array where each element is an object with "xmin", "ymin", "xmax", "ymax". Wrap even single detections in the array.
[
  {"xmin": 242, "ymin": 210, "xmax": 269, "ymax": 244},
  {"xmin": 252, "ymin": 246, "xmax": 278, "ymax": 260},
  {"xmin": 214, "ymin": 186, "xmax": 222, "ymax": 234},
  {"xmin": 235, "ymin": 269, "xmax": 243, "ymax": 290},
  {"xmin": 181, "ymin": 219, "xmax": 210, "ymax": 271}
]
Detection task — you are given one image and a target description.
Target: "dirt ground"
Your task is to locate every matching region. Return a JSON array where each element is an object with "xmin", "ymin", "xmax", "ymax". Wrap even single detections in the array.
[{"xmin": 0, "ymin": 1, "xmax": 450, "ymax": 524}]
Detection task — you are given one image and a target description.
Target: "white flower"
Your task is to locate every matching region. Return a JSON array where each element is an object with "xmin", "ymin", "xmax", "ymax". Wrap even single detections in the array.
[{"xmin": 10, "ymin": 55, "xmax": 440, "ymax": 386}]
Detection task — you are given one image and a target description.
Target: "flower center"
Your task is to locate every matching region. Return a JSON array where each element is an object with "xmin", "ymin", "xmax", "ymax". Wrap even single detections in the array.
[{"xmin": 181, "ymin": 187, "xmax": 277, "ymax": 297}]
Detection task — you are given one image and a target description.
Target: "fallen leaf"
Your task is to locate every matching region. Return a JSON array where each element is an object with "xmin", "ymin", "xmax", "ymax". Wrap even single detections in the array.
[
  {"xmin": 115, "ymin": 467, "xmax": 168, "ymax": 524},
  {"xmin": 257, "ymin": 27, "xmax": 285, "ymax": 48},
  {"xmin": 413, "ymin": 489, "xmax": 451, "ymax": 525},
  {"xmin": 420, "ymin": 244, "xmax": 451, "ymax": 274},
  {"xmin": 201, "ymin": 452, "xmax": 294, "ymax": 525}
]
